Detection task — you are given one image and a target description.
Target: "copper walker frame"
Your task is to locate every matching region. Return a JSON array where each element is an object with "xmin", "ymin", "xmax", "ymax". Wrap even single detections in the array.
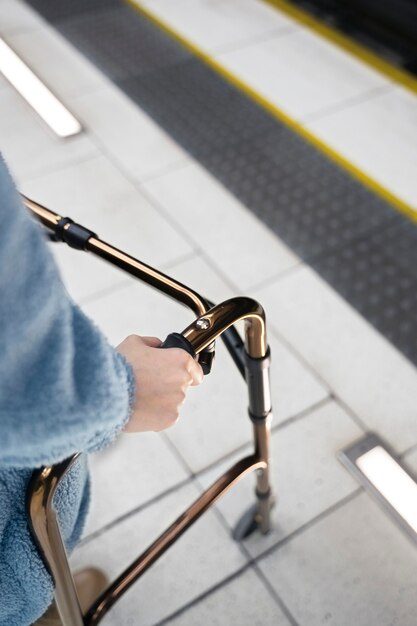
[{"xmin": 24, "ymin": 196, "xmax": 274, "ymax": 626}]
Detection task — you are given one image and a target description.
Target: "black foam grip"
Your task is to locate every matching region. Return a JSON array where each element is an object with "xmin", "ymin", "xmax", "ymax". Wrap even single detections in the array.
[{"xmin": 160, "ymin": 333, "xmax": 196, "ymax": 358}]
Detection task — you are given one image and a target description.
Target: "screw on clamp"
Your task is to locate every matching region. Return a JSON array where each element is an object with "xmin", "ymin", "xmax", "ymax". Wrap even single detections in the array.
[{"xmin": 196, "ymin": 318, "xmax": 211, "ymax": 330}]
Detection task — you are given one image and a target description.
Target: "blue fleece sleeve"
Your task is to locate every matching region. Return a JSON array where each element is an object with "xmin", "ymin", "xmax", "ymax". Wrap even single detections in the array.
[{"xmin": 0, "ymin": 156, "xmax": 135, "ymax": 469}]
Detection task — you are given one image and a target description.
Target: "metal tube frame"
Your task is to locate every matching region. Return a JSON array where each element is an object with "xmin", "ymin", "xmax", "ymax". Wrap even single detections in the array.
[{"xmin": 24, "ymin": 196, "xmax": 274, "ymax": 625}]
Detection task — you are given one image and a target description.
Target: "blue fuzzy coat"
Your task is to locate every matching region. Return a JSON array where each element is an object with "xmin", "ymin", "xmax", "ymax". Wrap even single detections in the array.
[{"xmin": 0, "ymin": 156, "xmax": 134, "ymax": 625}]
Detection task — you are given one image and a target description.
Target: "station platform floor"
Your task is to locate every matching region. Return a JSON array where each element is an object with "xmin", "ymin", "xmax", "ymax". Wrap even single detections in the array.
[{"xmin": 1, "ymin": 1, "xmax": 417, "ymax": 624}]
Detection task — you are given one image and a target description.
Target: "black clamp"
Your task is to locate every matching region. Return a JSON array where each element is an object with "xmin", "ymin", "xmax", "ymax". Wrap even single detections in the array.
[
  {"xmin": 53, "ymin": 217, "xmax": 97, "ymax": 250},
  {"xmin": 243, "ymin": 346, "xmax": 271, "ymax": 374},
  {"xmin": 244, "ymin": 346, "xmax": 272, "ymax": 422}
]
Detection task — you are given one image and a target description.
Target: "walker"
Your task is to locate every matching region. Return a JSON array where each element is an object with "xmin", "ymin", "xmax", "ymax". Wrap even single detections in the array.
[{"xmin": 23, "ymin": 196, "xmax": 274, "ymax": 626}]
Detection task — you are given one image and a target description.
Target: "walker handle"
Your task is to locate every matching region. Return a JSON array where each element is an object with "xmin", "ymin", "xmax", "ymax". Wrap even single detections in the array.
[
  {"xmin": 161, "ymin": 332, "xmax": 195, "ymax": 356},
  {"xmin": 161, "ymin": 332, "xmax": 214, "ymax": 375}
]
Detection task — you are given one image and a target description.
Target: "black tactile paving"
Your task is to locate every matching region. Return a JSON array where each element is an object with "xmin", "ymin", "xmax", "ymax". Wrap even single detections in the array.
[
  {"xmin": 119, "ymin": 61, "xmax": 281, "ymax": 153},
  {"xmin": 313, "ymin": 213, "xmax": 417, "ymax": 362},
  {"xmin": 24, "ymin": 0, "xmax": 417, "ymax": 367},
  {"xmin": 57, "ymin": 7, "xmax": 191, "ymax": 81},
  {"xmin": 118, "ymin": 60, "xmax": 396, "ymax": 259},
  {"xmin": 27, "ymin": 0, "xmax": 122, "ymax": 23}
]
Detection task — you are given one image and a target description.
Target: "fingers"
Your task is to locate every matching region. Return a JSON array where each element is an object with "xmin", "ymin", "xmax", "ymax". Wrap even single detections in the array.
[
  {"xmin": 189, "ymin": 359, "xmax": 204, "ymax": 386},
  {"xmin": 168, "ymin": 347, "xmax": 203, "ymax": 387}
]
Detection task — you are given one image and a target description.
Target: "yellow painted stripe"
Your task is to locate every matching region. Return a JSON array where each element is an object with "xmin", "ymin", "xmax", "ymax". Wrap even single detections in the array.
[
  {"xmin": 127, "ymin": 0, "xmax": 417, "ymax": 223},
  {"xmin": 263, "ymin": 0, "xmax": 417, "ymax": 97}
]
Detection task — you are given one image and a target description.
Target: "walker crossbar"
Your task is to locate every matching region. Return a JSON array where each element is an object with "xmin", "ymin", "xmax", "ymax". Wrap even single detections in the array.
[{"xmin": 23, "ymin": 196, "xmax": 274, "ymax": 625}]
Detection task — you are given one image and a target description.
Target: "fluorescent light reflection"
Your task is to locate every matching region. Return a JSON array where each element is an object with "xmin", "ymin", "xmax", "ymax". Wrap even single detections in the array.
[
  {"xmin": 0, "ymin": 38, "xmax": 81, "ymax": 138},
  {"xmin": 356, "ymin": 445, "xmax": 417, "ymax": 533}
]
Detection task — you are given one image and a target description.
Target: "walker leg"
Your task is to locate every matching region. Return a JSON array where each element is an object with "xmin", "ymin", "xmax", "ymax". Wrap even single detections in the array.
[
  {"xmin": 234, "ymin": 345, "xmax": 274, "ymax": 540},
  {"xmin": 253, "ymin": 417, "xmax": 274, "ymax": 534},
  {"xmin": 233, "ymin": 417, "xmax": 275, "ymax": 540}
]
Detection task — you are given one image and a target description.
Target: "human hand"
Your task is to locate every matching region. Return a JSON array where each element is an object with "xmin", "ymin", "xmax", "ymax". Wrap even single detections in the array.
[{"xmin": 116, "ymin": 335, "xmax": 203, "ymax": 433}]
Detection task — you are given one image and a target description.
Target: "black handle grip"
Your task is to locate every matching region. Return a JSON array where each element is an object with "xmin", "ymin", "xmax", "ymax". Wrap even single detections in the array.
[
  {"xmin": 160, "ymin": 333, "xmax": 214, "ymax": 375},
  {"xmin": 160, "ymin": 333, "xmax": 196, "ymax": 357}
]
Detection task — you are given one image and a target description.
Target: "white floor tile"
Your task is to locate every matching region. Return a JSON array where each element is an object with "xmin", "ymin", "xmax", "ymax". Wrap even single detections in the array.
[
  {"xmin": 307, "ymin": 86, "xmax": 417, "ymax": 211},
  {"xmin": 82, "ymin": 255, "xmax": 328, "ymax": 471},
  {"xmin": 199, "ymin": 400, "xmax": 362, "ymax": 558},
  {"xmin": 0, "ymin": 0, "xmax": 45, "ymax": 36},
  {"xmin": 405, "ymin": 447, "xmax": 417, "ymax": 472},
  {"xmin": 254, "ymin": 266, "xmax": 417, "ymax": 453},
  {"xmin": 83, "ymin": 431, "xmax": 189, "ymax": 537},
  {"xmin": 0, "ymin": 85, "xmax": 97, "ymax": 183},
  {"xmin": 259, "ymin": 493, "xmax": 417, "ymax": 626},
  {"xmin": 3, "ymin": 24, "xmax": 109, "ymax": 99},
  {"xmin": 143, "ymin": 161, "xmax": 300, "ymax": 292},
  {"xmin": 166, "ymin": 567, "xmax": 290, "ymax": 626},
  {"xmin": 21, "ymin": 155, "xmax": 193, "ymax": 301},
  {"xmin": 216, "ymin": 28, "xmax": 389, "ymax": 120},
  {"xmin": 71, "ymin": 481, "xmax": 247, "ymax": 625},
  {"xmin": 134, "ymin": 0, "xmax": 296, "ymax": 54},
  {"xmin": 69, "ymin": 85, "xmax": 189, "ymax": 183}
]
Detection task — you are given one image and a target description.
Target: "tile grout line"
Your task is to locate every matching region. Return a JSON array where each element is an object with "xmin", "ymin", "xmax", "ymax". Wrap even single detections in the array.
[
  {"xmin": 299, "ymin": 83, "xmax": 394, "ymax": 125},
  {"xmin": 78, "ymin": 474, "xmax": 194, "ymax": 547},
  {"xmin": 252, "ymin": 488, "xmax": 363, "ymax": 562},
  {"xmin": 401, "ymin": 441, "xmax": 417, "ymax": 459},
  {"xmin": 251, "ymin": 561, "xmax": 300, "ymax": 626},
  {"xmin": 245, "ymin": 258, "xmax": 305, "ymax": 293},
  {"xmin": 138, "ymin": 183, "xmax": 244, "ymax": 295},
  {"xmin": 138, "ymin": 155, "xmax": 191, "ymax": 184},
  {"xmin": 18, "ymin": 144, "xmax": 100, "ymax": 186},
  {"xmin": 268, "ymin": 319, "xmax": 333, "ymax": 392},
  {"xmin": 212, "ymin": 24, "xmax": 297, "ymax": 56},
  {"xmin": 151, "ymin": 563, "xmax": 251, "ymax": 626},
  {"xmin": 207, "ymin": 500, "xmax": 300, "ymax": 626},
  {"xmin": 190, "ymin": 395, "xmax": 333, "ymax": 480},
  {"xmin": 161, "ymin": 430, "xmax": 195, "ymax": 479},
  {"xmin": 264, "ymin": 316, "xmax": 371, "ymax": 434}
]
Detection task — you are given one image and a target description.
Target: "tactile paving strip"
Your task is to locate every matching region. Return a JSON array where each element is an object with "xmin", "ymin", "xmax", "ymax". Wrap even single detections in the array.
[
  {"xmin": 27, "ymin": 0, "xmax": 121, "ymax": 23},
  {"xmin": 24, "ymin": 0, "xmax": 417, "ymax": 367},
  {"xmin": 58, "ymin": 7, "xmax": 191, "ymax": 81},
  {"xmin": 313, "ymin": 212, "xmax": 417, "ymax": 363},
  {"xmin": 120, "ymin": 60, "xmax": 395, "ymax": 260}
]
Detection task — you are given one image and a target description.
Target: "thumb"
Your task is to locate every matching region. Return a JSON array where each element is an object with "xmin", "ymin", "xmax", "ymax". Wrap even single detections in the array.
[{"xmin": 140, "ymin": 336, "xmax": 162, "ymax": 348}]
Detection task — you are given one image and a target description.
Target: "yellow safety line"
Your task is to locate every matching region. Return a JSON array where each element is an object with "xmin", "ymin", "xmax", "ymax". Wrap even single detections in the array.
[
  {"xmin": 126, "ymin": 0, "xmax": 417, "ymax": 223},
  {"xmin": 263, "ymin": 0, "xmax": 417, "ymax": 97}
]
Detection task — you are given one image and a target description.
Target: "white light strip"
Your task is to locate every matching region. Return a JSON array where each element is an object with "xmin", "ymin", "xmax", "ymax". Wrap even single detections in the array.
[
  {"xmin": 0, "ymin": 38, "xmax": 82, "ymax": 138},
  {"xmin": 357, "ymin": 445, "xmax": 417, "ymax": 533}
]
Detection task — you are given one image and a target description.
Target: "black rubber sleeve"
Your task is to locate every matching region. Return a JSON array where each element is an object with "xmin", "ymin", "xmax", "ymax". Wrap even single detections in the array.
[{"xmin": 160, "ymin": 333, "xmax": 196, "ymax": 358}]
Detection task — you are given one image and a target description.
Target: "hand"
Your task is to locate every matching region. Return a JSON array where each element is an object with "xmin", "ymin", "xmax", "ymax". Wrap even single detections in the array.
[{"xmin": 116, "ymin": 335, "xmax": 203, "ymax": 433}]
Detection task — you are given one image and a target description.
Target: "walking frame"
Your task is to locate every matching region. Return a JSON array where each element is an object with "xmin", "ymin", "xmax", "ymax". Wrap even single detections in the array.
[{"xmin": 23, "ymin": 196, "xmax": 275, "ymax": 626}]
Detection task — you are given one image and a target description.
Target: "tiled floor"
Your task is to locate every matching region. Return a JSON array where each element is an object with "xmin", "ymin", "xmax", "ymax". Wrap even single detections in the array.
[{"xmin": 1, "ymin": 1, "xmax": 417, "ymax": 625}]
